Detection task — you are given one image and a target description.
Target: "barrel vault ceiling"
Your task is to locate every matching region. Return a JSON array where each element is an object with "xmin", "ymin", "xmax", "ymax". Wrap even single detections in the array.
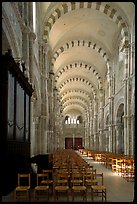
[{"xmin": 40, "ymin": 2, "xmax": 134, "ymax": 118}]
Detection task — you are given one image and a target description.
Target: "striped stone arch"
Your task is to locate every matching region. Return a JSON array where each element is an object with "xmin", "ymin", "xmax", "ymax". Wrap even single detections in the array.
[
  {"xmin": 60, "ymin": 88, "xmax": 92, "ymax": 101},
  {"xmin": 63, "ymin": 105, "xmax": 85, "ymax": 114},
  {"xmin": 57, "ymin": 76, "xmax": 96, "ymax": 96},
  {"xmin": 61, "ymin": 92, "xmax": 90, "ymax": 104},
  {"xmin": 52, "ymin": 40, "xmax": 110, "ymax": 65},
  {"xmin": 43, "ymin": 2, "xmax": 129, "ymax": 49},
  {"xmin": 63, "ymin": 101, "xmax": 87, "ymax": 111},
  {"xmin": 55, "ymin": 61, "xmax": 103, "ymax": 89},
  {"xmin": 62, "ymin": 96, "xmax": 89, "ymax": 107}
]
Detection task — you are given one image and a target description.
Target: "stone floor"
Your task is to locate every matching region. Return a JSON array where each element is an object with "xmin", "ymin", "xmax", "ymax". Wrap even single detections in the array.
[{"xmin": 2, "ymin": 151, "xmax": 135, "ymax": 202}]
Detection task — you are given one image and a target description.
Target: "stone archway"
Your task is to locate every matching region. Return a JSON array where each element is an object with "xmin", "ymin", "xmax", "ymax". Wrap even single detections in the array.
[{"xmin": 116, "ymin": 103, "xmax": 124, "ymax": 154}]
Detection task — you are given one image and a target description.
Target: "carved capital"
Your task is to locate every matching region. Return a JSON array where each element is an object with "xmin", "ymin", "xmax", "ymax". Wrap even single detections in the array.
[{"xmin": 29, "ymin": 31, "xmax": 36, "ymax": 41}]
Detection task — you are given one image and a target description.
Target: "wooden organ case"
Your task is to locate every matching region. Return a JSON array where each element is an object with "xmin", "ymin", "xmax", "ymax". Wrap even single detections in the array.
[{"xmin": 1, "ymin": 53, "xmax": 33, "ymax": 196}]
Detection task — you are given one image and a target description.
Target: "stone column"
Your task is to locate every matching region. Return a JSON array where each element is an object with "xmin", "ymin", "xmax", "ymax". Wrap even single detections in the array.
[
  {"xmin": 107, "ymin": 63, "xmax": 114, "ymax": 153},
  {"xmin": 84, "ymin": 113, "xmax": 87, "ymax": 149},
  {"xmin": 131, "ymin": 42, "xmax": 135, "ymax": 75},
  {"xmin": 99, "ymin": 88, "xmax": 104, "ymax": 151},
  {"xmin": 85, "ymin": 110, "xmax": 90, "ymax": 149},
  {"xmin": 82, "ymin": 121, "xmax": 85, "ymax": 148},
  {"xmin": 44, "ymin": 44, "xmax": 50, "ymax": 153},
  {"xmin": 130, "ymin": 40, "xmax": 135, "ymax": 156},
  {"xmin": 29, "ymin": 32, "xmax": 36, "ymax": 86},
  {"xmin": 128, "ymin": 42, "xmax": 135, "ymax": 156},
  {"xmin": 127, "ymin": 82, "xmax": 132, "ymax": 155},
  {"xmin": 130, "ymin": 114, "xmax": 135, "ymax": 156},
  {"xmin": 90, "ymin": 106, "xmax": 94, "ymax": 149},
  {"xmin": 115, "ymin": 125, "xmax": 119, "ymax": 154},
  {"xmin": 37, "ymin": 116, "xmax": 42, "ymax": 154},
  {"xmin": 106, "ymin": 128, "xmax": 109, "ymax": 152},
  {"xmin": 22, "ymin": 26, "xmax": 30, "ymax": 79},
  {"xmin": 23, "ymin": 2, "xmax": 29, "ymax": 26},
  {"xmin": 89, "ymin": 102, "xmax": 93, "ymax": 149},
  {"xmin": 60, "ymin": 120, "xmax": 64, "ymax": 149},
  {"xmin": 39, "ymin": 42, "xmax": 49, "ymax": 154},
  {"xmin": 47, "ymin": 71, "xmax": 55, "ymax": 153},
  {"xmin": 39, "ymin": 115, "xmax": 47, "ymax": 154},
  {"xmin": 28, "ymin": 2, "xmax": 33, "ymax": 29},
  {"xmin": 34, "ymin": 116, "xmax": 39, "ymax": 155},
  {"xmin": 53, "ymin": 87, "xmax": 58, "ymax": 151},
  {"xmin": 123, "ymin": 46, "xmax": 130, "ymax": 155},
  {"xmin": 42, "ymin": 116, "xmax": 48, "ymax": 154},
  {"xmin": 93, "ymin": 96, "xmax": 98, "ymax": 150},
  {"xmin": 111, "ymin": 96, "xmax": 115, "ymax": 152},
  {"xmin": 28, "ymin": 2, "xmax": 35, "ymax": 85},
  {"xmin": 56, "ymin": 97, "xmax": 63, "ymax": 151},
  {"xmin": 30, "ymin": 96, "xmax": 36, "ymax": 156},
  {"xmin": 122, "ymin": 48, "xmax": 128, "ymax": 155}
]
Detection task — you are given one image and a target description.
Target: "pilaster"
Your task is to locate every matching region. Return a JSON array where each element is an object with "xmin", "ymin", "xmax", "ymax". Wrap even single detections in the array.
[{"xmin": 29, "ymin": 31, "xmax": 36, "ymax": 85}]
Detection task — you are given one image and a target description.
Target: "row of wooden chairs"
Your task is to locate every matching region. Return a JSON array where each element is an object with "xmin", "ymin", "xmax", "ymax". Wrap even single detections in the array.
[
  {"xmin": 79, "ymin": 149, "xmax": 135, "ymax": 182},
  {"xmin": 14, "ymin": 149, "xmax": 107, "ymax": 202},
  {"xmin": 52, "ymin": 149, "xmax": 107, "ymax": 202},
  {"xmin": 14, "ymin": 171, "xmax": 106, "ymax": 201}
]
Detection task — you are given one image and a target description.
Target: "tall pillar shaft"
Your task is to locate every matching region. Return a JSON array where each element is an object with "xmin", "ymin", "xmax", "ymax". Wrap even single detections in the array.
[
  {"xmin": 123, "ymin": 46, "xmax": 131, "ymax": 155},
  {"xmin": 22, "ymin": 29, "xmax": 30, "ymax": 78},
  {"xmin": 99, "ymin": 89, "xmax": 104, "ymax": 151},
  {"xmin": 29, "ymin": 32, "xmax": 35, "ymax": 85},
  {"xmin": 93, "ymin": 97, "xmax": 98, "ymax": 150},
  {"xmin": 108, "ymin": 78, "xmax": 113, "ymax": 152}
]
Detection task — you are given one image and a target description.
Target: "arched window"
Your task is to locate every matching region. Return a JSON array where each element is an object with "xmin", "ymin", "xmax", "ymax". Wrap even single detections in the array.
[
  {"xmin": 65, "ymin": 115, "xmax": 69, "ymax": 124},
  {"xmin": 64, "ymin": 115, "xmax": 81, "ymax": 124},
  {"xmin": 77, "ymin": 115, "xmax": 82, "ymax": 123}
]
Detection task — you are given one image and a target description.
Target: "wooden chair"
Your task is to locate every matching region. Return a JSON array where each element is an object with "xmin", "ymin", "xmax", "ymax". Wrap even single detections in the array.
[
  {"xmin": 41, "ymin": 169, "xmax": 53, "ymax": 193},
  {"xmin": 71, "ymin": 172, "xmax": 87, "ymax": 201},
  {"xmin": 54, "ymin": 172, "xmax": 70, "ymax": 201},
  {"xmin": 34, "ymin": 173, "xmax": 49, "ymax": 200},
  {"xmin": 14, "ymin": 173, "xmax": 30, "ymax": 201},
  {"xmin": 84, "ymin": 169, "xmax": 98, "ymax": 191},
  {"xmin": 91, "ymin": 173, "xmax": 106, "ymax": 202},
  {"xmin": 122, "ymin": 158, "xmax": 135, "ymax": 182}
]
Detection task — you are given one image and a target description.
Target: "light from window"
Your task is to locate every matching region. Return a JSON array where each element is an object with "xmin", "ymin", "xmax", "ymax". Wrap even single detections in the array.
[
  {"xmin": 73, "ymin": 118, "xmax": 76, "ymax": 124},
  {"xmin": 65, "ymin": 116, "xmax": 80, "ymax": 125},
  {"xmin": 77, "ymin": 120, "xmax": 79, "ymax": 124},
  {"xmin": 71, "ymin": 118, "xmax": 74, "ymax": 124},
  {"xmin": 68, "ymin": 117, "xmax": 70, "ymax": 124},
  {"xmin": 33, "ymin": 2, "xmax": 36, "ymax": 32}
]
